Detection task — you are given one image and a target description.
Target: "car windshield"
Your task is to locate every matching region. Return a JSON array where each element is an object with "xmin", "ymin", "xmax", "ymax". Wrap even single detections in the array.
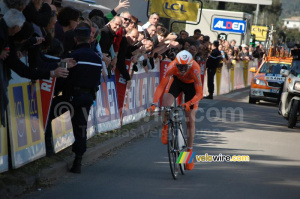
[
  {"xmin": 259, "ymin": 62, "xmax": 291, "ymax": 74},
  {"xmin": 291, "ymin": 60, "xmax": 300, "ymax": 76}
]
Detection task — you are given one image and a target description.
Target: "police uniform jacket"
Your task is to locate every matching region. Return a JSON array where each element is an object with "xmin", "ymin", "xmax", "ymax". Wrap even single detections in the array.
[
  {"xmin": 206, "ymin": 49, "xmax": 222, "ymax": 69},
  {"xmin": 63, "ymin": 43, "xmax": 102, "ymax": 95}
]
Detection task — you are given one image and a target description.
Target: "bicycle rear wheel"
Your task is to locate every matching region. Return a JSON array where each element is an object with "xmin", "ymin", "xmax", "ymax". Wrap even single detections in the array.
[{"xmin": 167, "ymin": 125, "xmax": 179, "ymax": 180}]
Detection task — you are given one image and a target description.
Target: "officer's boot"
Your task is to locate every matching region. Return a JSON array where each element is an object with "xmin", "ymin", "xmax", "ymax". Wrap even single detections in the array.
[
  {"xmin": 70, "ymin": 155, "xmax": 82, "ymax": 174},
  {"xmin": 204, "ymin": 93, "xmax": 213, "ymax": 99}
]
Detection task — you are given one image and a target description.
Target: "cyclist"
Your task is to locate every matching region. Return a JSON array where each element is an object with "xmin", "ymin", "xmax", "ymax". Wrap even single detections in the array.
[{"xmin": 149, "ymin": 50, "xmax": 203, "ymax": 170}]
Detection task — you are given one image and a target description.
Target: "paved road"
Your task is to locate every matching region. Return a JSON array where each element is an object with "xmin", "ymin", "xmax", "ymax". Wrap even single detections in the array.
[{"xmin": 23, "ymin": 88, "xmax": 300, "ymax": 199}]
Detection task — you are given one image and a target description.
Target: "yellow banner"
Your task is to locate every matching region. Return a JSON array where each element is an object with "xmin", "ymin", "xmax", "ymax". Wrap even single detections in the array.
[
  {"xmin": 251, "ymin": 25, "xmax": 268, "ymax": 41},
  {"xmin": 150, "ymin": 0, "xmax": 200, "ymax": 22},
  {"xmin": 8, "ymin": 82, "xmax": 44, "ymax": 152}
]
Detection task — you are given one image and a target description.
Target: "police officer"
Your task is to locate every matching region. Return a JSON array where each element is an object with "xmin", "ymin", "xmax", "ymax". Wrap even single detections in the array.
[
  {"xmin": 45, "ymin": 22, "xmax": 102, "ymax": 174},
  {"xmin": 205, "ymin": 40, "xmax": 222, "ymax": 99}
]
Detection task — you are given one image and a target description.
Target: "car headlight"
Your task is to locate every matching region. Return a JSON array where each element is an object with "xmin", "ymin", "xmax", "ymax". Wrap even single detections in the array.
[
  {"xmin": 255, "ymin": 78, "xmax": 266, "ymax": 86},
  {"xmin": 294, "ymin": 82, "xmax": 300, "ymax": 91}
]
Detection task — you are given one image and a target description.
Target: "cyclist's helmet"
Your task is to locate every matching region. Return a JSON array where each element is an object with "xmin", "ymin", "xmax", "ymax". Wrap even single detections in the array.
[{"xmin": 175, "ymin": 50, "xmax": 193, "ymax": 72}]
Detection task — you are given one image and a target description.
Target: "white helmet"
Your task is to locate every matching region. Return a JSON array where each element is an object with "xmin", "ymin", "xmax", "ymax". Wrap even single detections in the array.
[{"xmin": 175, "ymin": 50, "xmax": 193, "ymax": 66}]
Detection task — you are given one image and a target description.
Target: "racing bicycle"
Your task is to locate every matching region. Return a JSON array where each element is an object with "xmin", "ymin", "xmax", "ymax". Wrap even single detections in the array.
[{"xmin": 160, "ymin": 105, "xmax": 187, "ymax": 180}]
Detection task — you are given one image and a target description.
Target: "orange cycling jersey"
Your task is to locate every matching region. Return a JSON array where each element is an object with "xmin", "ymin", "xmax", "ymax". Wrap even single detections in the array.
[{"xmin": 153, "ymin": 60, "xmax": 203, "ymax": 105}]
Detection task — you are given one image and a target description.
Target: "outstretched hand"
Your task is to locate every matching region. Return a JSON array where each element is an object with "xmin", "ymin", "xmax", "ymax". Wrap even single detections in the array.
[{"xmin": 114, "ymin": 0, "xmax": 130, "ymax": 12}]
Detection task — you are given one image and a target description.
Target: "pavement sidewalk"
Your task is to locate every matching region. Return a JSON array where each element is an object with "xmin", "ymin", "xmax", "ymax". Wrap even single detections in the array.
[{"xmin": 0, "ymin": 117, "xmax": 162, "ymax": 199}]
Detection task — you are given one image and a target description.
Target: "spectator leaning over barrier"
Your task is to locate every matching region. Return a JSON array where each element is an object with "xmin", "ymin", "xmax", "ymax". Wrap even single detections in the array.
[
  {"xmin": 116, "ymin": 28, "xmax": 139, "ymax": 89},
  {"xmin": 99, "ymin": 16, "xmax": 122, "ymax": 59},
  {"xmin": 142, "ymin": 12, "xmax": 159, "ymax": 30},
  {"xmin": 230, "ymin": 39, "xmax": 236, "ymax": 50},
  {"xmin": 23, "ymin": 0, "xmax": 54, "ymax": 69},
  {"xmin": 240, "ymin": 45, "xmax": 251, "ymax": 61},
  {"xmin": 113, "ymin": 11, "xmax": 132, "ymax": 70},
  {"xmin": 55, "ymin": 6, "xmax": 81, "ymax": 54},
  {"xmin": 205, "ymin": 40, "xmax": 222, "ymax": 100},
  {"xmin": 143, "ymin": 24, "xmax": 156, "ymax": 40},
  {"xmin": 0, "ymin": 9, "xmax": 70, "ymax": 126},
  {"xmin": 45, "ymin": 23, "xmax": 102, "ymax": 174}
]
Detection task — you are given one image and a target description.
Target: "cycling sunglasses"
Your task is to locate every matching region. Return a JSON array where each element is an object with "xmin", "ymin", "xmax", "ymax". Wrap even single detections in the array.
[{"xmin": 176, "ymin": 64, "xmax": 188, "ymax": 72}]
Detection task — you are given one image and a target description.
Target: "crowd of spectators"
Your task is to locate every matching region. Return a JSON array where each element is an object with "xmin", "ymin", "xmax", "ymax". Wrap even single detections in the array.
[
  {"xmin": 0, "ymin": 0, "xmax": 267, "ymax": 126},
  {"xmin": 0, "ymin": 0, "xmax": 268, "ymax": 123}
]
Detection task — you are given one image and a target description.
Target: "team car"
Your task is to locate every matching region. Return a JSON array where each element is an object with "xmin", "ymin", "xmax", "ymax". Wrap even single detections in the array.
[{"xmin": 249, "ymin": 57, "xmax": 292, "ymax": 104}]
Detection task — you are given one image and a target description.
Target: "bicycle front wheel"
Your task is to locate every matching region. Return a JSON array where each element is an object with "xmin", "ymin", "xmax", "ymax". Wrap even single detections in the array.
[
  {"xmin": 177, "ymin": 123, "xmax": 186, "ymax": 175},
  {"xmin": 167, "ymin": 125, "xmax": 179, "ymax": 180}
]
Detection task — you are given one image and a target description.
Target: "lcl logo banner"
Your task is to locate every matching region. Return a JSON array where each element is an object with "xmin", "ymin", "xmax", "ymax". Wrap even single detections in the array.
[{"xmin": 150, "ymin": 0, "xmax": 200, "ymax": 22}]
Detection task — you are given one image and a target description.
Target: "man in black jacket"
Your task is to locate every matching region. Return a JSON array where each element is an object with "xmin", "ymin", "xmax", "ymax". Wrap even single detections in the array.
[
  {"xmin": 45, "ymin": 23, "xmax": 102, "ymax": 174},
  {"xmin": 205, "ymin": 40, "xmax": 222, "ymax": 99},
  {"xmin": 116, "ymin": 28, "xmax": 139, "ymax": 89},
  {"xmin": 99, "ymin": 16, "xmax": 122, "ymax": 55}
]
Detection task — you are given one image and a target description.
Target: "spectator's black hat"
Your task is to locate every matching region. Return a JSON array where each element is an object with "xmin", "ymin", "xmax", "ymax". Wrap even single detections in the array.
[{"xmin": 74, "ymin": 27, "xmax": 91, "ymax": 37}]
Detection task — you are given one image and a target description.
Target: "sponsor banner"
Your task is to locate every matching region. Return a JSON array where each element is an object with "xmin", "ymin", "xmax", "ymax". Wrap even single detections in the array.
[
  {"xmin": 251, "ymin": 25, "xmax": 268, "ymax": 41},
  {"xmin": 7, "ymin": 82, "xmax": 45, "ymax": 168},
  {"xmin": 52, "ymin": 111, "xmax": 74, "ymax": 153},
  {"xmin": 150, "ymin": 0, "xmax": 200, "ymax": 22},
  {"xmin": 212, "ymin": 17, "xmax": 246, "ymax": 34},
  {"xmin": 122, "ymin": 64, "xmax": 160, "ymax": 125},
  {"xmin": 0, "ymin": 113, "xmax": 8, "ymax": 173},
  {"xmin": 40, "ymin": 77, "xmax": 56, "ymax": 129},
  {"xmin": 95, "ymin": 74, "xmax": 121, "ymax": 133}
]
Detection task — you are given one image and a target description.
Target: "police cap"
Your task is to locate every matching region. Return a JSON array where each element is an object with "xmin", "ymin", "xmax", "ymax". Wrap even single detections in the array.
[
  {"xmin": 213, "ymin": 40, "xmax": 219, "ymax": 47},
  {"xmin": 74, "ymin": 27, "xmax": 91, "ymax": 37}
]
